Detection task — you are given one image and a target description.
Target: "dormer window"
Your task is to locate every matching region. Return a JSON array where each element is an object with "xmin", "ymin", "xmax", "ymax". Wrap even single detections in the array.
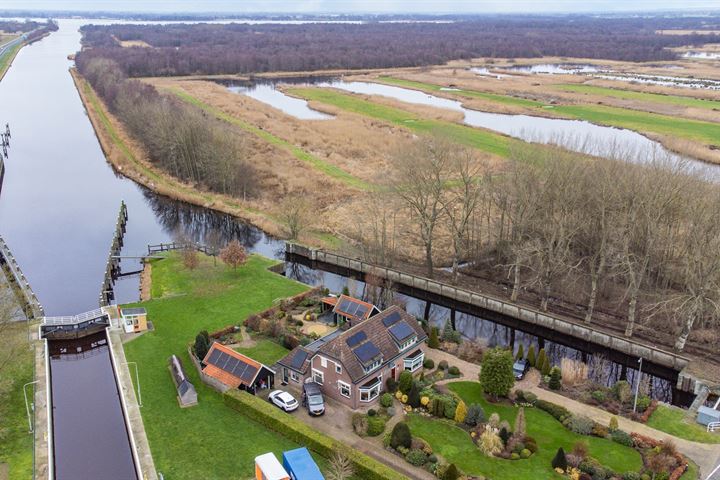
[
  {"xmin": 363, "ymin": 358, "xmax": 383, "ymax": 374},
  {"xmin": 400, "ymin": 336, "xmax": 417, "ymax": 351}
]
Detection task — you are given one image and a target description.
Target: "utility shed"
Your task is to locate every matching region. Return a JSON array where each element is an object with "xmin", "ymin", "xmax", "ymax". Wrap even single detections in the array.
[
  {"xmin": 282, "ymin": 448, "xmax": 324, "ymax": 480},
  {"xmin": 169, "ymin": 354, "xmax": 197, "ymax": 407},
  {"xmin": 255, "ymin": 453, "xmax": 289, "ymax": 480},
  {"xmin": 697, "ymin": 405, "xmax": 720, "ymax": 426}
]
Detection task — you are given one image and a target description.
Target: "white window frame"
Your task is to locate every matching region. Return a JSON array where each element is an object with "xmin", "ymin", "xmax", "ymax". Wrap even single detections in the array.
[
  {"xmin": 363, "ymin": 358, "xmax": 383, "ymax": 374},
  {"xmin": 338, "ymin": 380, "xmax": 351, "ymax": 398},
  {"xmin": 320, "ymin": 357, "xmax": 328, "ymax": 368},
  {"xmin": 404, "ymin": 351, "xmax": 425, "ymax": 372},
  {"xmin": 335, "ymin": 363, "xmax": 342, "ymax": 374},
  {"xmin": 359, "ymin": 376, "xmax": 382, "ymax": 403},
  {"xmin": 400, "ymin": 336, "xmax": 417, "ymax": 351},
  {"xmin": 312, "ymin": 369, "xmax": 324, "ymax": 385},
  {"xmin": 290, "ymin": 371, "xmax": 300, "ymax": 382}
]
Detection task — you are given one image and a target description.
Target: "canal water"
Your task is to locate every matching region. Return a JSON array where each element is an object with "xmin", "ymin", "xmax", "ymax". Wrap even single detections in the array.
[{"xmin": 0, "ymin": 21, "xmax": 692, "ymax": 478}]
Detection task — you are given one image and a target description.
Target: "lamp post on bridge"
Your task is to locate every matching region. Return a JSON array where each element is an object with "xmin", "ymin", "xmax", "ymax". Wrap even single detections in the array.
[{"xmin": 122, "ymin": 361, "xmax": 142, "ymax": 407}]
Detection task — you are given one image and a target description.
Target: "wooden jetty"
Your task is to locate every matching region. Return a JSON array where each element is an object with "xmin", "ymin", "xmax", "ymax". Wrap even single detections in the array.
[{"xmin": 99, "ymin": 201, "xmax": 128, "ymax": 307}]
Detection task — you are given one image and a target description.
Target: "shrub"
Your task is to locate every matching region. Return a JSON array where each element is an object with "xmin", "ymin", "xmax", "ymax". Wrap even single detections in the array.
[
  {"xmin": 465, "ymin": 403, "xmax": 485, "ymax": 426},
  {"xmin": 408, "ymin": 382, "xmax": 421, "ymax": 408},
  {"xmin": 520, "ymin": 448, "xmax": 531, "ymax": 459},
  {"xmin": 479, "ymin": 426, "xmax": 503, "ymax": 457},
  {"xmin": 448, "ymin": 366, "xmax": 460, "ymax": 376},
  {"xmin": 514, "ymin": 407, "xmax": 527, "ymax": 439},
  {"xmin": 524, "ymin": 437, "xmax": 538, "ymax": 453},
  {"xmin": 443, "ymin": 399, "xmax": 457, "ymax": 419},
  {"xmin": 438, "ymin": 360, "xmax": 449, "ymax": 371},
  {"xmin": 536, "ymin": 348, "xmax": 546, "ymax": 370},
  {"xmin": 535, "ymin": 399, "xmax": 571, "ymax": 422},
  {"xmin": 421, "ymin": 396, "xmax": 430, "ymax": 407},
  {"xmin": 428, "ymin": 454, "xmax": 438, "ymax": 464},
  {"xmin": 454, "ymin": 400, "xmax": 467, "ymax": 424},
  {"xmin": 568, "ymin": 415, "xmax": 594, "ymax": 435},
  {"xmin": 405, "ymin": 449, "xmax": 428, "ymax": 466},
  {"xmin": 401, "ymin": 395, "xmax": 408, "ymax": 404},
  {"xmin": 428, "ymin": 327, "xmax": 440, "ymax": 348},
  {"xmin": 479, "ymin": 347, "xmax": 515, "ymax": 399},
  {"xmin": 386, "ymin": 377, "xmax": 398, "ymax": 394},
  {"xmin": 352, "ymin": 413, "xmax": 368, "ymax": 436},
  {"xmin": 193, "ymin": 331, "xmax": 210, "ymax": 360},
  {"xmin": 367, "ymin": 416, "xmax": 386, "ymax": 437},
  {"xmin": 395, "ymin": 391, "xmax": 403, "ymax": 400},
  {"xmin": 423, "ymin": 358, "xmax": 435, "ymax": 369},
  {"xmin": 591, "ymin": 390, "xmax": 607, "ymax": 403},
  {"xmin": 613, "ymin": 380, "xmax": 632, "ymax": 404},
  {"xmin": 623, "ymin": 473, "xmax": 641, "ymax": 480},
  {"xmin": 368, "ymin": 408, "xmax": 377, "ymax": 417},
  {"xmin": 592, "ymin": 423, "xmax": 609, "ymax": 438},
  {"xmin": 390, "ymin": 422, "xmax": 412, "ymax": 450},
  {"xmin": 488, "ymin": 412, "xmax": 501, "ymax": 428},
  {"xmin": 398, "ymin": 371, "xmax": 413, "ymax": 394},
  {"xmin": 542, "ymin": 357, "xmax": 552, "ymax": 377},
  {"xmin": 610, "ymin": 429, "xmax": 633, "ymax": 447},
  {"xmin": 636, "ymin": 395, "xmax": 651, "ymax": 413},
  {"xmin": 380, "ymin": 393, "xmax": 394, "ymax": 408},
  {"xmin": 527, "ymin": 345, "xmax": 536, "ymax": 367},
  {"xmin": 499, "ymin": 427, "xmax": 511, "ymax": 446},
  {"xmin": 609, "ymin": 416, "xmax": 619, "ymax": 432},
  {"xmin": 443, "ymin": 463, "xmax": 459, "ymax": 480},
  {"xmin": 510, "ymin": 452, "xmax": 520, "ymax": 460},
  {"xmin": 551, "ymin": 448, "xmax": 567, "ymax": 470},
  {"xmin": 224, "ymin": 391, "xmax": 406, "ymax": 480}
]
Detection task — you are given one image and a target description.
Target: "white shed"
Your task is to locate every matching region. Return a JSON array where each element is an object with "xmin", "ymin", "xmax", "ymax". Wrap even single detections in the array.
[{"xmin": 255, "ymin": 453, "xmax": 289, "ymax": 480}]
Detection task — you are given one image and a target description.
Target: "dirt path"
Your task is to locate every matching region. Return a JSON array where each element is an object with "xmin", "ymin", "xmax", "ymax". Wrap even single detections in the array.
[{"xmin": 139, "ymin": 261, "xmax": 152, "ymax": 301}]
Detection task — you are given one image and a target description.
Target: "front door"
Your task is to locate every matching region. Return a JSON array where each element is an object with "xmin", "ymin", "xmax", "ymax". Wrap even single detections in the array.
[
  {"xmin": 283, "ymin": 368, "xmax": 289, "ymax": 383},
  {"xmin": 391, "ymin": 366, "xmax": 397, "ymax": 380}
]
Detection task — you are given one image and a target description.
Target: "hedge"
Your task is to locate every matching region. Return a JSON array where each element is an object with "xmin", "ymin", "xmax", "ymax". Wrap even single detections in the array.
[{"xmin": 224, "ymin": 390, "xmax": 409, "ymax": 480}]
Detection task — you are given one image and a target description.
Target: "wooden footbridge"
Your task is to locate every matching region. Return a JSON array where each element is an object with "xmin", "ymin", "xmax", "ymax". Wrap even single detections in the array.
[{"xmin": 147, "ymin": 241, "xmax": 217, "ymax": 256}]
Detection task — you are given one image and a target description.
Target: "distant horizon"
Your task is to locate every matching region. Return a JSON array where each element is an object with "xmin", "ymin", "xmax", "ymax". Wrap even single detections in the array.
[{"xmin": 1, "ymin": 0, "xmax": 720, "ymax": 16}]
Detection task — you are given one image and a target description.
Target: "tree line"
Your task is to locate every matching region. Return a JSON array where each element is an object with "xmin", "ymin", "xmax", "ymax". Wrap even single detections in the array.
[
  {"xmin": 364, "ymin": 136, "xmax": 720, "ymax": 352},
  {"xmin": 77, "ymin": 56, "xmax": 257, "ymax": 199},
  {"xmin": 75, "ymin": 16, "xmax": 720, "ymax": 77}
]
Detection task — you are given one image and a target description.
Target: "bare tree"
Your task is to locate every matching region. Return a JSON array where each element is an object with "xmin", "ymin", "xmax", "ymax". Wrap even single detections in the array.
[
  {"xmin": 326, "ymin": 451, "xmax": 354, "ymax": 480},
  {"xmin": 279, "ymin": 194, "xmax": 314, "ymax": 241},
  {"xmin": 391, "ymin": 135, "xmax": 451, "ymax": 278},
  {"xmin": 219, "ymin": 240, "xmax": 248, "ymax": 271},
  {"xmin": 182, "ymin": 248, "xmax": 199, "ymax": 270},
  {"xmin": 356, "ymin": 190, "xmax": 398, "ymax": 267}
]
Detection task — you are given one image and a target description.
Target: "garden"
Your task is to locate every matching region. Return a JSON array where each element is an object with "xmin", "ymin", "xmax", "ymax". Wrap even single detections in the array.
[{"xmin": 371, "ymin": 346, "xmax": 694, "ymax": 480}]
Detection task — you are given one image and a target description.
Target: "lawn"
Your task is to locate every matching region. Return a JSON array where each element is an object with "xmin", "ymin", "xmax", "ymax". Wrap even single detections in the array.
[
  {"xmin": 234, "ymin": 338, "xmax": 290, "ymax": 366},
  {"xmin": 287, "ymin": 87, "xmax": 511, "ymax": 157},
  {"xmin": 646, "ymin": 404, "xmax": 720, "ymax": 444},
  {"xmin": 0, "ymin": 42, "xmax": 22, "ymax": 80},
  {"xmin": 377, "ymin": 76, "xmax": 543, "ymax": 108},
  {"xmin": 0, "ymin": 323, "xmax": 34, "ymax": 480},
  {"xmin": 405, "ymin": 381, "xmax": 643, "ymax": 480},
  {"xmin": 172, "ymin": 88, "xmax": 373, "ymax": 191},
  {"xmin": 123, "ymin": 252, "xmax": 312, "ymax": 479},
  {"xmin": 556, "ymin": 84, "xmax": 720, "ymax": 111}
]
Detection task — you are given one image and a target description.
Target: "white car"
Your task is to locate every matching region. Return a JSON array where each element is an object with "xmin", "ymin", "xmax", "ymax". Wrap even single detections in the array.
[{"xmin": 268, "ymin": 390, "xmax": 299, "ymax": 412}]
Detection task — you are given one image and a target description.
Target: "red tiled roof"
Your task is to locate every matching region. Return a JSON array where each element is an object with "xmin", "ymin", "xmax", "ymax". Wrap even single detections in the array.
[
  {"xmin": 332, "ymin": 295, "xmax": 376, "ymax": 323},
  {"xmin": 202, "ymin": 342, "xmax": 263, "ymax": 387},
  {"xmin": 321, "ymin": 297, "xmax": 338, "ymax": 306}
]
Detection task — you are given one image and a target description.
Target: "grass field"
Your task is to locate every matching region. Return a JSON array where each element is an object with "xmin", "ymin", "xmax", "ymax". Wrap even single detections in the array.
[
  {"xmin": 288, "ymin": 87, "xmax": 511, "ymax": 157},
  {"xmin": 378, "ymin": 76, "xmax": 543, "ymax": 108},
  {"xmin": 557, "ymin": 83, "xmax": 720, "ymax": 111},
  {"xmin": 172, "ymin": 88, "xmax": 373, "ymax": 191},
  {"xmin": 0, "ymin": 323, "xmax": 34, "ymax": 480},
  {"xmin": 405, "ymin": 381, "xmax": 644, "ymax": 480},
  {"xmin": 122, "ymin": 252, "xmax": 311, "ymax": 479},
  {"xmin": 0, "ymin": 42, "xmax": 22, "ymax": 80},
  {"xmin": 234, "ymin": 339, "xmax": 290, "ymax": 366},
  {"xmin": 646, "ymin": 404, "xmax": 720, "ymax": 444}
]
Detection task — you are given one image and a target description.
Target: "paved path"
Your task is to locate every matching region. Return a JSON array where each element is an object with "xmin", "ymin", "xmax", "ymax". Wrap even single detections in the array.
[{"xmin": 426, "ymin": 347, "xmax": 720, "ymax": 478}]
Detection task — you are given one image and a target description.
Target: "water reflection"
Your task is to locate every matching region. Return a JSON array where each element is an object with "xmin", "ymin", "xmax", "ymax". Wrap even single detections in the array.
[{"xmin": 227, "ymin": 83, "xmax": 333, "ymax": 120}]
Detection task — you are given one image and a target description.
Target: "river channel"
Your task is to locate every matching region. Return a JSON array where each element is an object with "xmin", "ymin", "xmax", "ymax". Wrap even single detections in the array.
[{"xmin": 0, "ymin": 17, "xmax": 694, "ymax": 479}]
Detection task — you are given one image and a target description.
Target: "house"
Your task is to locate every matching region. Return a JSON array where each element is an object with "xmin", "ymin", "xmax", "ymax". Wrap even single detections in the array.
[
  {"xmin": 276, "ymin": 305, "xmax": 427, "ymax": 409},
  {"xmin": 202, "ymin": 342, "xmax": 275, "ymax": 394},
  {"xmin": 322, "ymin": 294, "xmax": 379, "ymax": 327},
  {"xmin": 168, "ymin": 354, "xmax": 197, "ymax": 407},
  {"xmin": 120, "ymin": 307, "xmax": 148, "ymax": 334}
]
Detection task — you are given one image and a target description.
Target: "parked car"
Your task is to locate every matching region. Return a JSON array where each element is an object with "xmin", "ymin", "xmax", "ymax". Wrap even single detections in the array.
[
  {"xmin": 302, "ymin": 382, "xmax": 325, "ymax": 416},
  {"xmin": 269, "ymin": 390, "xmax": 299, "ymax": 412},
  {"xmin": 513, "ymin": 359, "xmax": 529, "ymax": 380}
]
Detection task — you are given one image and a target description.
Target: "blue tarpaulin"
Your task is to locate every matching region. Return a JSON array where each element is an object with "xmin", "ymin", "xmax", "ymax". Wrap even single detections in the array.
[{"xmin": 282, "ymin": 447, "xmax": 324, "ymax": 480}]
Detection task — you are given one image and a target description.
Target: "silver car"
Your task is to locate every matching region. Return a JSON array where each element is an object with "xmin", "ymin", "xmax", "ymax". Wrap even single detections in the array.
[{"xmin": 269, "ymin": 390, "xmax": 299, "ymax": 412}]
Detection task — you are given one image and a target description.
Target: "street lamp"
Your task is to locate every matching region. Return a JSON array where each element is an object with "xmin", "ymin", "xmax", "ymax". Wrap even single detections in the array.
[
  {"xmin": 633, "ymin": 357, "xmax": 643, "ymax": 414},
  {"xmin": 23, "ymin": 380, "xmax": 39, "ymax": 433},
  {"xmin": 122, "ymin": 361, "xmax": 142, "ymax": 407}
]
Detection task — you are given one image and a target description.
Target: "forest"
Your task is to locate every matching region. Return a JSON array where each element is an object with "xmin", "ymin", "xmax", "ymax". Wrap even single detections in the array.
[
  {"xmin": 0, "ymin": 19, "xmax": 57, "ymax": 38},
  {"xmin": 77, "ymin": 57, "xmax": 257, "ymax": 199},
  {"xmin": 76, "ymin": 16, "xmax": 720, "ymax": 77}
]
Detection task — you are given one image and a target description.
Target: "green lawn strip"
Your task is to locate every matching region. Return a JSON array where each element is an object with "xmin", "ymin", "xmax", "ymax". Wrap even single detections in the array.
[
  {"xmin": 557, "ymin": 83, "xmax": 720, "ymax": 111},
  {"xmin": 123, "ymin": 252, "xmax": 311, "ymax": 479},
  {"xmin": 0, "ymin": 323, "xmax": 34, "ymax": 480},
  {"xmin": 288, "ymin": 87, "xmax": 510, "ymax": 157},
  {"xmin": 378, "ymin": 76, "xmax": 543, "ymax": 108},
  {"xmin": 171, "ymin": 89, "xmax": 372, "ymax": 191},
  {"xmin": 552, "ymin": 104, "xmax": 720, "ymax": 146},
  {"xmin": 680, "ymin": 459, "xmax": 698, "ymax": 480},
  {"xmin": 0, "ymin": 42, "xmax": 23, "ymax": 80},
  {"xmin": 411, "ymin": 381, "xmax": 643, "ymax": 479},
  {"xmin": 646, "ymin": 404, "xmax": 720, "ymax": 444},
  {"xmin": 234, "ymin": 339, "xmax": 290, "ymax": 366}
]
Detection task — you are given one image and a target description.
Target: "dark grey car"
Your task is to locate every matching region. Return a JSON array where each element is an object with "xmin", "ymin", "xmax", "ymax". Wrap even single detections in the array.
[{"xmin": 302, "ymin": 382, "xmax": 325, "ymax": 416}]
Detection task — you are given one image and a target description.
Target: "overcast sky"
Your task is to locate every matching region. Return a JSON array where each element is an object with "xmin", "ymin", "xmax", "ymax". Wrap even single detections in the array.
[{"xmin": 2, "ymin": 0, "xmax": 719, "ymax": 14}]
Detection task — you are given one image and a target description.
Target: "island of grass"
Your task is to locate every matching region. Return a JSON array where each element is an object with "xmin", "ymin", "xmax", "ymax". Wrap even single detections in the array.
[
  {"xmin": 122, "ymin": 252, "xmax": 330, "ymax": 479},
  {"xmin": 405, "ymin": 381, "xmax": 644, "ymax": 480}
]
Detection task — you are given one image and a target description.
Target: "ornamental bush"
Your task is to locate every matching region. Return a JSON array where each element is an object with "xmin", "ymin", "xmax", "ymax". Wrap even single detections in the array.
[
  {"xmin": 448, "ymin": 366, "xmax": 461, "ymax": 376},
  {"xmin": 454, "ymin": 400, "xmax": 467, "ymax": 424},
  {"xmin": 367, "ymin": 416, "xmax": 386, "ymax": 436},
  {"xmin": 479, "ymin": 347, "xmax": 515, "ymax": 399},
  {"xmin": 568, "ymin": 415, "xmax": 594, "ymax": 435},
  {"xmin": 438, "ymin": 360, "xmax": 449, "ymax": 371},
  {"xmin": 398, "ymin": 371, "xmax": 413, "ymax": 394},
  {"xmin": 423, "ymin": 358, "xmax": 435, "ymax": 369},
  {"xmin": 385, "ymin": 377, "xmax": 398, "ymax": 393},
  {"xmin": 405, "ymin": 449, "xmax": 428, "ymax": 466},
  {"xmin": 610, "ymin": 429, "xmax": 633, "ymax": 447},
  {"xmin": 551, "ymin": 448, "xmax": 568, "ymax": 470},
  {"xmin": 609, "ymin": 416, "xmax": 619, "ymax": 432},
  {"xmin": 464, "ymin": 403, "xmax": 486, "ymax": 426},
  {"xmin": 549, "ymin": 366, "xmax": 562, "ymax": 390},
  {"xmin": 390, "ymin": 422, "xmax": 412, "ymax": 450},
  {"xmin": 443, "ymin": 463, "xmax": 459, "ymax": 480},
  {"xmin": 535, "ymin": 400, "xmax": 571, "ymax": 422},
  {"xmin": 380, "ymin": 393, "xmax": 393, "ymax": 408}
]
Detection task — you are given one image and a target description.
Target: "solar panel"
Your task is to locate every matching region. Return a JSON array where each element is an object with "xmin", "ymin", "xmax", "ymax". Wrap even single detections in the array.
[
  {"xmin": 353, "ymin": 341, "xmax": 381, "ymax": 363},
  {"xmin": 240, "ymin": 365, "xmax": 259, "ymax": 383},
  {"xmin": 355, "ymin": 304, "xmax": 369, "ymax": 318},
  {"xmin": 290, "ymin": 349, "xmax": 309, "ymax": 369},
  {"xmin": 339, "ymin": 299, "xmax": 352, "ymax": 313},
  {"xmin": 230, "ymin": 361, "xmax": 247, "ymax": 377},
  {"xmin": 346, "ymin": 331, "xmax": 367, "ymax": 347},
  {"xmin": 207, "ymin": 348, "xmax": 221, "ymax": 364},
  {"xmin": 178, "ymin": 381, "xmax": 190, "ymax": 396},
  {"xmin": 389, "ymin": 320, "xmax": 415, "ymax": 343},
  {"xmin": 382, "ymin": 311, "xmax": 402, "ymax": 327}
]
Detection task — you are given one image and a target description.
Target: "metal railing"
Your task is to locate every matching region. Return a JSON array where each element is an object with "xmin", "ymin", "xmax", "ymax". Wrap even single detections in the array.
[
  {"xmin": 0, "ymin": 234, "xmax": 44, "ymax": 319},
  {"xmin": 147, "ymin": 241, "xmax": 216, "ymax": 256},
  {"xmin": 708, "ymin": 421, "xmax": 720, "ymax": 433}
]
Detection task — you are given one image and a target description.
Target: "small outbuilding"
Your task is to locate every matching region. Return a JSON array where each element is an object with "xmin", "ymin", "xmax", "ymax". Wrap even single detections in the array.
[
  {"xmin": 255, "ymin": 452, "xmax": 290, "ymax": 480},
  {"xmin": 168, "ymin": 354, "xmax": 197, "ymax": 407},
  {"xmin": 121, "ymin": 307, "xmax": 148, "ymax": 334},
  {"xmin": 282, "ymin": 447, "xmax": 324, "ymax": 480},
  {"xmin": 697, "ymin": 405, "xmax": 720, "ymax": 426}
]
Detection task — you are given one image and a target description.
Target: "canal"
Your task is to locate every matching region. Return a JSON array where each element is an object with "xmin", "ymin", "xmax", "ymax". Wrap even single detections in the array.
[{"xmin": 0, "ymin": 17, "xmax": 696, "ymax": 479}]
